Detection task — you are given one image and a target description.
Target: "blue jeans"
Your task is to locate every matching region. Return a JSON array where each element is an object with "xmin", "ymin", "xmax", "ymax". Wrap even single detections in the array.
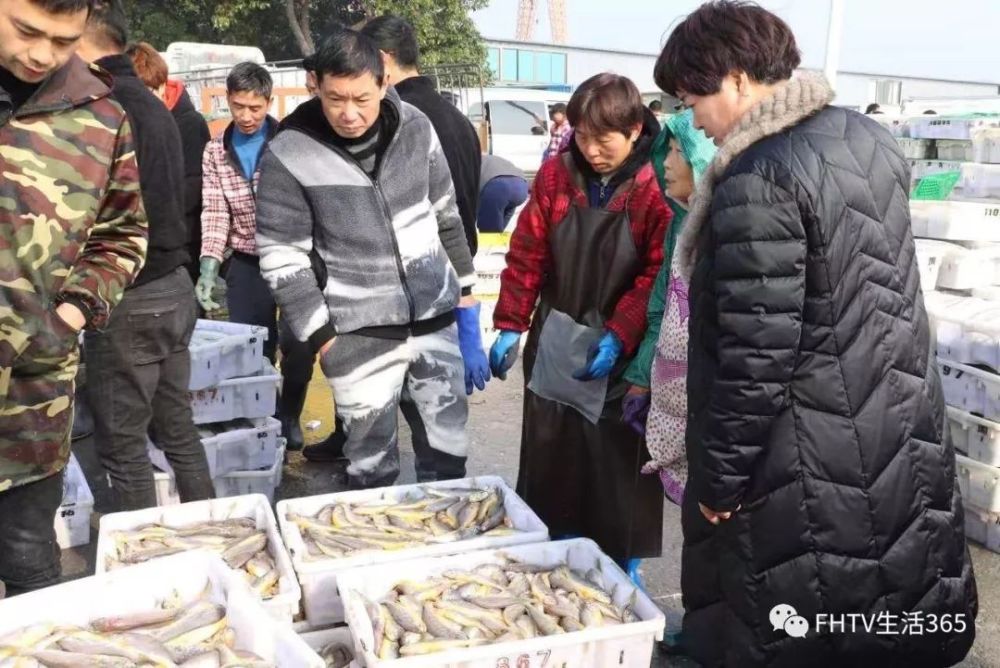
[{"xmin": 478, "ymin": 176, "xmax": 529, "ymax": 233}]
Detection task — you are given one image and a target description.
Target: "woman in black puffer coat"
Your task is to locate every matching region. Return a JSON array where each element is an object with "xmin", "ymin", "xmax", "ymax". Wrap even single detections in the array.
[{"xmin": 654, "ymin": 3, "xmax": 977, "ymax": 666}]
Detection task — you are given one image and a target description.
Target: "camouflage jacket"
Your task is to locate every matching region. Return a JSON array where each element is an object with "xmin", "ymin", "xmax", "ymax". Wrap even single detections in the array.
[{"xmin": 0, "ymin": 56, "xmax": 148, "ymax": 490}]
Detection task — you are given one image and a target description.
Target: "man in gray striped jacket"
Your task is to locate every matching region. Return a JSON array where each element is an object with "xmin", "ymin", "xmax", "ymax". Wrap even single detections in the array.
[{"xmin": 255, "ymin": 28, "xmax": 490, "ymax": 489}]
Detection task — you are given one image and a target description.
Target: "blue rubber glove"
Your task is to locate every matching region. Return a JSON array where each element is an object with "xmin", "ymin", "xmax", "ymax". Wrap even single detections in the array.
[
  {"xmin": 573, "ymin": 331, "xmax": 624, "ymax": 381},
  {"xmin": 456, "ymin": 303, "xmax": 491, "ymax": 395},
  {"xmin": 489, "ymin": 330, "xmax": 522, "ymax": 381}
]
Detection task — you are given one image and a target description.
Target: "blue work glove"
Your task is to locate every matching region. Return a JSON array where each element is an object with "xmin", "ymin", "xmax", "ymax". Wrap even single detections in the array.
[
  {"xmin": 489, "ymin": 330, "xmax": 522, "ymax": 381},
  {"xmin": 456, "ymin": 303, "xmax": 491, "ymax": 395},
  {"xmin": 573, "ymin": 331, "xmax": 624, "ymax": 381}
]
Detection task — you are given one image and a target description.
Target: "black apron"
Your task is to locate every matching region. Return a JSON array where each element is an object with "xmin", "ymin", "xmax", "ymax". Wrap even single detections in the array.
[{"xmin": 516, "ymin": 182, "xmax": 664, "ymax": 561}]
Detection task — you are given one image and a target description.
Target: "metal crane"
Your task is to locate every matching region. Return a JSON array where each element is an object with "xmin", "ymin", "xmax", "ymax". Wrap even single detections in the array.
[{"xmin": 516, "ymin": 0, "xmax": 568, "ymax": 44}]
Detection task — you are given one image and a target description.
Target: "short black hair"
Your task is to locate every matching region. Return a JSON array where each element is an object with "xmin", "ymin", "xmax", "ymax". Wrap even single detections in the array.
[
  {"xmin": 649, "ymin": 100, "xmax": 663, "ymax": 112},
  {"xmin": 654, "ymin": 0, "xmax": 801, "ymax": 96},
  {"xmin": 29, "ymin": 0, "xmax": 94, "ymax": 14},
  {"xmin": 226, "ymin": 62, "xmax": 273, "ymax": 99},
  {"xmin": 360, "ymin": 15, "xmax": 419, "ymax": 69},
  {"xmin": 549, "ymin": 102, "xmax": 567, "ymax": 119},
  {"xmin": 86, "ymin": 0, "xmax": 128, "ymax": 51},
  {"xmin": 864, "ymin": 103, "xmax": 880, "ymax": 114},
  {"xmin": 311, "ymin": 27, "xmax": 385, "ymax": 85}
]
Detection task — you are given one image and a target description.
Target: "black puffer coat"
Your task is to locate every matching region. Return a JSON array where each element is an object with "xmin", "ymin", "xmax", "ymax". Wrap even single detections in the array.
[{"xmin": 676, "ymin": 73, "xmax": 977, "ymax": 667}]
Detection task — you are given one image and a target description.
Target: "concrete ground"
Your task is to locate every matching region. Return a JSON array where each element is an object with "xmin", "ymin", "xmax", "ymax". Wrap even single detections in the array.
[{"xmin": 66, "ymin": 364, "xmax": 1000, "ymax": 667}]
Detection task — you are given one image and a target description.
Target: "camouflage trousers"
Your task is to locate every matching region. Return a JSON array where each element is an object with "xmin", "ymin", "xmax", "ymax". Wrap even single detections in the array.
[
  {"xmin": 319, "ymin": 325, "xmax": 468, "ymax": 488},
  {"xmin": 0, "ymin": 309, "xmax": 80, "ymax": 492}
]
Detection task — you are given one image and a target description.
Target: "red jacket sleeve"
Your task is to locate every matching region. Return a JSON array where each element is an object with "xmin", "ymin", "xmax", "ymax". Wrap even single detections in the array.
[
  {"xmin": 605, "ymin": 177, "xmax": 671, "ymax": 355},
  {"xmin": 493, "ymin": 167, "xmax": 555, "ymax": 332}
]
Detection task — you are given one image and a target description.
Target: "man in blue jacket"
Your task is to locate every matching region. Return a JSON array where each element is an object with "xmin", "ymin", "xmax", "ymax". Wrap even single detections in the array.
[{"xmin": 255, "ymin": 28, "xmax": 489, "ymax": 488}]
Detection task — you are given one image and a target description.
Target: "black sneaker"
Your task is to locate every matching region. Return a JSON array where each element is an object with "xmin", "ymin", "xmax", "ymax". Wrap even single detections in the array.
[{"xmin": 302, "ymin": 430, "xmax": 347, "ymax": 463}]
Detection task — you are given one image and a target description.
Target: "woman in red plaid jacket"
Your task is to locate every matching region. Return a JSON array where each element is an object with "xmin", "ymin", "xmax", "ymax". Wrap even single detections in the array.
[{"xmin": 489, "ymin": 73, "xmax": 672, "ymax": 580}]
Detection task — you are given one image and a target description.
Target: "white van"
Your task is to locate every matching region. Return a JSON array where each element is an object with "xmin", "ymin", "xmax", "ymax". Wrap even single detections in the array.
[{"xmin": 449, "ymin": 87, "xmax": 572, "ymax": 176}]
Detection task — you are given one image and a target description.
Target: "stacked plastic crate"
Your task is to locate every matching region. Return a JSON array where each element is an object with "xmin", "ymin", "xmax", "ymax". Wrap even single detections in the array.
[
  {"xmin": 475, "ymin": 233, "xmax": 509, "ymax": 342},
  {"xmin": 148, "ymin": 320, "xmax": 283, "ymax": 505},
  {"xmin": 904, "ymin": 114, "xmax": 1000, "ymax": 552}
]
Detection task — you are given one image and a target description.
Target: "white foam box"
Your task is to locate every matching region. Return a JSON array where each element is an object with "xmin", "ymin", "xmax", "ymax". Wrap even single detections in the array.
[
  {"xmin": 909, "ymin": 116, "xmax": 1000, "ymax": 141},
  {"xmin": 914, "ymin": 239, "xmax": 965, "ymax": 289},
  {"xmin": 0, "ymin": 551, "xmax": 322, "ymax": 666},
  {"xmin": 190, "ymin": 362, "xmax": 280, "ymax": 424},
  {"xmin": 149, "ymin": 416, "xmax": 282, "ymax": 479},
  {"xmin": 937, "ymin": 246, "xmax": 1000, "ymax": 290},
  {"xmin": 910, "ymin": 159, "xmax": 965, "ymax": 182},
  {"xmin": 948, "ymin": 407, "xmax": 1000, "ymax": 467},
  {"xmin": 963, "ymin": 503, "xmax": 1000, "ymax": 552},
  {"xmin": 55, "ymin": 454, "xmax": 94, "ymax": 549},
  {"xmin": 339, "ymin": 538, "xmax": 666, "ymax": 668},
  {"xmin": 959, "ymin": 163, "xmax": 1000, "ymax": 199},
  {"xmin": 926, "ymin": 293, "xmax": 1000, "ymax": 369},
  {"xmin": 935, "ymin": 140, "xmax": 974, "ymax": 162},
  {"xmin": 479, "ymin": 297, "xmax": 500, "ymax": 340},
  {"xmin": 939, "ymin": 358, "xmax": 1000, "ymax": 422},
  {"xmin": 154, "ymin": 444, "xmax": 285, "ymax": 506},
  {"xmin": 912, "ymin": 200, "xmax": 1000, "ymax": 243},
  {"xmin": 896, "ymin": 138, "xmax": 935, "ymax": 159},
  {"xmin": 956, "ymin": 453, "xmax": 1000, "ymax": 513},
  {"xmin": 299, "ymin": 625, "xmax": 359, "ymax": 667},
  {"xmin": 95, "ymin": 494, "xmax": 301, "ymax": 623},
  {"xmin": 276, "ymin": 475, "xmax": 549, "ymax": 626},
  {"xmin": 189, "ymin": 319, "xmax": 269, "ymax": 390},
  {"xmin": 972, "ymin": 128, "xmax": 1000, "ymax": 164}
]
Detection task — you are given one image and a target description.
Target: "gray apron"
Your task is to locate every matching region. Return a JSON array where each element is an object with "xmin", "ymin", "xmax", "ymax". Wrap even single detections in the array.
[{"xmin": 516, "ymin": 179, "xmax": 664, "ymax": 561}]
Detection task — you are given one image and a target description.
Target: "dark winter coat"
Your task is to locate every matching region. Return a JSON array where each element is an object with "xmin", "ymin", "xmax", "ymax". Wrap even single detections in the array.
[
  {"xmin": 165, "ymin": 80, "xmax": 211, "ymax": 279},
  {"xmin": 677, "ymin": 73, "xmax": 977, "ymax": 667}
]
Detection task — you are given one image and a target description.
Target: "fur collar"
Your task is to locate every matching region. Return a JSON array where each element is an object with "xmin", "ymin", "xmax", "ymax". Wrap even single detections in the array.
[{"xmin": 675, "ymin": 72, "xmax": 835, "ymax": 279}]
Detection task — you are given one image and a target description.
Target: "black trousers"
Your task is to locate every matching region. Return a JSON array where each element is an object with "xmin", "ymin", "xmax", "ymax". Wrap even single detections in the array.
[
  {"xmin": 0, "ymin": 469, "xmax": 63, "ymax": 595},
  {"xmin": 85, "ymin": 267, "xmax": 215, "ymax": 511}
]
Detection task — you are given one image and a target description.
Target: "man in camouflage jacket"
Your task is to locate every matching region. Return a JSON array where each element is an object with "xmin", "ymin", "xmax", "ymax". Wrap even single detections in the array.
[{"xmin": 0, "ymin": 0, "xmax": 147, "ymax": 594}]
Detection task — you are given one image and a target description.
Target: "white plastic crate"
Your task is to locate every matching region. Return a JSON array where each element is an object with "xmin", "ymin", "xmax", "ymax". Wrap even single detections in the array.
[
  {"xmin": 896, "ymin": 138, "xmax": 934, "ymax": 159},
  {"xmin": 55, "ymin": 454, "xmax": 94, "ymax": 549},
  {"xmin": 474, "ymin": 269, "xmax": 502, "ymax": 298},
  {"xmin": 948, "ymin": 408, "xmax": 1000, "ymax": 467},
  {"xmin": 479, "ymin": 297, "xmax": 499, "ymax": 340},
  {"xmin": 338, "ymin": 539, "xmax": 666, "ymax": 668},
  {"xmin": 189, "ymin": 319, "xmax": 269, "ymax": 390},
  {"xmin": 939, "ymin": 358, "xmax": 1000, "ymax": 422},
  {"xmin": 95, "ymin": 494, "xmax": 301, "ymax": 623},
  {"xmin": 972, "ymin": 128, "xmax": 1000, "ymax": 164},
  {"xmin": 909, "ymin": 116, "xmax": 1000, "ymax": 141},
  {"xmin": 0, "ymin": 551, "xmax": 321, "ymax": 666},
  {"xmin": 935, "ymin": 140, "xmax": 973, "ymax": 162},
  {"xmin": 956, "ymin": 453, "xmax": 1000, "ymax": 513},
  {"xmin": 947, "ymin": 406, "xmax": 970, "ymax": 454},
  {"xmin": 277, "ymin": 476, "xmax": 549, "ymax": 626},
  {"xmin": 911, "ymin": 200, "xmax": 1000, "ymax": 243},
  {"xmin": 154, "ymin": 444, "xmax": 285, "ymax": 506},
  {"xmin": 925, "ymin": 294, "xmax": 1000, "ymax": 369},
  {"xmin": 299, "ymin": 625, "xmax": 359, "ymax": 667},
  {"xmin": 964, "ymin": 504, "xmax": 1000, "ymax": 552},
  {"xmin": 959, "ymin": 163, "xmax": 1000, "ymax": 199},
  {"xmin": 149, "ymin": 416, "xmax": 282, "ymax": 479},
  {"xmin": 190, "ymin": 362, "xmax": 280, "ymax": 424}
]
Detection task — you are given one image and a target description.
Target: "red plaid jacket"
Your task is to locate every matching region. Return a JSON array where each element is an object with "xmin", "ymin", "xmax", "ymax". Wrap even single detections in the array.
[
  {"xmin": 199, "ymin": 118, "xmax": 276, "ymax": 261},
  {"xmin": 494, "ymin": 152, "xmax": 671, "ymax": 354}
]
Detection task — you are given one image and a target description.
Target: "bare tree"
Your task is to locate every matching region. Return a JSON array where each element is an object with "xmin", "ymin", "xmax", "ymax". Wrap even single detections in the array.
[{"xmin": 285, "ymin": 0, "xmax": 315, "ymax": 55}]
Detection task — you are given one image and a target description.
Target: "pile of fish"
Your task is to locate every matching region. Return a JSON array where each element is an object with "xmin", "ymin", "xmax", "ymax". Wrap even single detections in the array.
[
  {"xmin": 288, "ymin": 486, "xmax": 518, "ymax": 560},
  {"xmin": 357, "ymin": 557, "xmax": 640, "ymax": 659},
  {"xmin": 0, "ymin": 587, "xmax": 274, "ymax": 667},
  {"xmin": 105, "ymin": 519, "xmax": 280, "ymax": 600}
]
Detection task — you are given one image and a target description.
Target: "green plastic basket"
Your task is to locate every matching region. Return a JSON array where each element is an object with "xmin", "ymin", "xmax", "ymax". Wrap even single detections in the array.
[{"xmin": 911, "ymin": 171, "xmax": 961, "ymax": 200}]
